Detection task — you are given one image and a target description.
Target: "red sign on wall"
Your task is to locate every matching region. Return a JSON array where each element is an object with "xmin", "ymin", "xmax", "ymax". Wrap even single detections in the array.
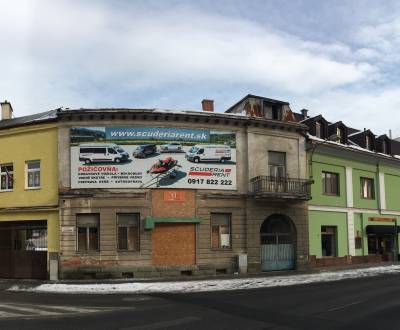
[{"xmin": 163, "ymin": 191, "xmax": 185, "ymax": 202}]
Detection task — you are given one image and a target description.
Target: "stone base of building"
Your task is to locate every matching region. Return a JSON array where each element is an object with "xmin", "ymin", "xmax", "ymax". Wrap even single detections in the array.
[
  {"xmin": 309, "ymin": 254, "xmax": 397, "ymax": 268},
  {"xmin": 59, "ymin": 263, "xmax": 237, "ymax": 280}
]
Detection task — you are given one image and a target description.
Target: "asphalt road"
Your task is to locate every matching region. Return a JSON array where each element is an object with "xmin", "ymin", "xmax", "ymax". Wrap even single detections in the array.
[{"xmin": 1, "ymin": 273, "xmax": 400, "ymax": 329}]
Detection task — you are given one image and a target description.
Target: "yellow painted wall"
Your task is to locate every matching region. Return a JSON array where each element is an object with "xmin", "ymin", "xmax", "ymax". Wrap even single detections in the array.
[
  {"xmin": 0, "ymin": 124, "xmax": 58, "ymax": 208},
  {"xmin": 0, "ymin": 211, "xmax": 59, "ymax": 252},
  {"xmin": 0, "ymin": 123, "xmax": 59, "ymax": 253}
]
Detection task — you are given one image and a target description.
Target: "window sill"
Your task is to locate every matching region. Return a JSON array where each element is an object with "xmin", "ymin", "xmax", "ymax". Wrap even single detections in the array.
[
  {"xmin": 211, "ymin": 248, "xmax": 232, "ymax": 251},
  {"xmin": 322, "ymin": 193, "xmax": 340, "ymax": 197},
  {"xmin": 25, "ymin": 187, "xmax": 41, "ymax": 191},
  {"xmin": 0, "ymin": 189, "xmax": 13, "ymax": 193},
  {"xmin": 76, "ymin": 251, "xmax": 100, "ymax": 254},
  {"xmin": 117, "ymin": 250, "xmax": 141, "ymax": 253}
]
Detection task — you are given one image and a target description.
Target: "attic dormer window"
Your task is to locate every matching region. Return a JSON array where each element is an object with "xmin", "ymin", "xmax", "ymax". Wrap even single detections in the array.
[
  {"xmin": 336, "ymin": 127, "xmax": 343, "ymax": 143},
  {"xmin": 382, "ymin": 140, "xmax": 389, "ymax": 154},
  {"xmin": 316, "ymin": 121, "xmax": 323, "ymax": 139},
  {"xmin": 365, "ymin": 135, "xmax": 372, "ymax": 151},
  {"xmin": 272, "ymin": 105, "xmax": 282, "ymax": 120}
]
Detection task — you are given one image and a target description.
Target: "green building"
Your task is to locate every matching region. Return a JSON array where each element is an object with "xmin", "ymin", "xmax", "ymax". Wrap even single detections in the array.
[{"xmin": 300, "ymin": 111, "xmax": 400, "ymax": 266}]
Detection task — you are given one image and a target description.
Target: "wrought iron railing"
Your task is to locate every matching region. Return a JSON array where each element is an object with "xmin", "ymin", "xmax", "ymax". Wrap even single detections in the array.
[{"xmin": 249, "ymin": 176, "xmax": 312, "ymax": 199}]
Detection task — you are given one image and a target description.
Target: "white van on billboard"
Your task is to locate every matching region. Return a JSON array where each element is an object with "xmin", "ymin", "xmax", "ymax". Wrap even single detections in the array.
[
  {"xmin": 79, "ymin": 144, "xmax": 130, "ymax": 164},
  {"xmin": 185, "ymin": 145, "xmax": 231, "ymax": 163}
]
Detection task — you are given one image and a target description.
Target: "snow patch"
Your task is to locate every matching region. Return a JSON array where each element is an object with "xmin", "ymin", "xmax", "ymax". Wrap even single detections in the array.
[{"xmin": 9, "ymin": 265, "xmax": 400, "ymax": 295}]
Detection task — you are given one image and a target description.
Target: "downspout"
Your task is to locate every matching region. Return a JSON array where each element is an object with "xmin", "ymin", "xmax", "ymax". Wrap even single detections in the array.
[{"xmin": 376, "ymin": 160, "xmax": 382, "ymax": 215}]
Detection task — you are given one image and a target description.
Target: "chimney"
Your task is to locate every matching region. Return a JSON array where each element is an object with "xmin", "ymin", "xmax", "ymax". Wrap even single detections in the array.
[
  {"xmin": 201, "ymin": 99, "xmax": 214, "ymax": 112},
  {"xmin": 1, "ymin": 100, "xmax": 13, "ymax": 120},
  {"xmin": 300, "ymin": 108, "xmax": 308, "ymax": 119},
  {"xmin": 389, "ymin": 130, "xmax": 393, "ymax": 139}
]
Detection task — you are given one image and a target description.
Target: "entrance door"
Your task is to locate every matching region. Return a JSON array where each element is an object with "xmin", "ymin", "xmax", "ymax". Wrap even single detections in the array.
[
  {"xmin": 368, "ymin": 234, "xmax": 394, "ymax": 261},
  {"xmin": 260, "ymin": 215, "xmax": 295, "ymax": 271},
  {"xmin": 0, "ymin": 222, "xmax": 47, "ymax": 279}
]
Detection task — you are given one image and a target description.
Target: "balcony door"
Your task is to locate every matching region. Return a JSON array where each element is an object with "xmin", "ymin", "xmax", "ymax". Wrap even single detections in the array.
[
  {"xmin": 268, "ymin": 151, "xmax": 286, "ymax": 192},
  {"xmin": 268, "ymin": 151, "xmax": 286, "ymax": 178}
]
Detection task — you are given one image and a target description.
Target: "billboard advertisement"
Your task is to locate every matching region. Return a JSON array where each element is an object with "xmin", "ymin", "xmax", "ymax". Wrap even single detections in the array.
[{"xmin": 70, "ymin": 126, "xmax": 237, "ymax": 190}]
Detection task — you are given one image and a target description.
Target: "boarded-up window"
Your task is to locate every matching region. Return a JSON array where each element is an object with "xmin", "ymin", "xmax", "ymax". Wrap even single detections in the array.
[
  {"xmin": 77, "ymin": 214, "xmax": 99, "ymax": 252},
  {"xmin": 211, "ymin": 213, "xmax": 231, "ymax": 249},
  {"xmin": 117, "ymin": 214, "xmax": 140, "ymax": 251}
]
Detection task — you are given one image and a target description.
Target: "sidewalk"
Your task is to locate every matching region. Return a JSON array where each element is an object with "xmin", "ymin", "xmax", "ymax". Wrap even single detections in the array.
[{"xmin": 6, "ymin": 262, "xmax": 400, "ymax": 294}]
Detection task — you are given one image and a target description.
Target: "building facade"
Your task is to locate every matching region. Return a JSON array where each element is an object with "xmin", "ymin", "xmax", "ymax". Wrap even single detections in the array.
[
  {"xmin": 301, "ymin": 112, "xmax": 400, "ymax": 266},
  {"xmin": 0, "ymin": 102, "xmax": 59, "ymax": 279},
  {"xmin": 56, "ymin": 95, "xmax": 311, "ymax": 279}
]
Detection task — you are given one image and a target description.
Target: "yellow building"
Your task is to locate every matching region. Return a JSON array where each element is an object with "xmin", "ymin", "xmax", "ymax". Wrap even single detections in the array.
[{"xmin": 0, "ymin": 102, "xmax": 59, "ymax": 279}]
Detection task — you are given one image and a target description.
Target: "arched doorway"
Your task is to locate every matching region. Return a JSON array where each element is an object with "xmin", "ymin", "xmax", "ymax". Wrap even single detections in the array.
[{"xmin": 260, "ymin": 214, "xmax": 296, "ymax": 271}]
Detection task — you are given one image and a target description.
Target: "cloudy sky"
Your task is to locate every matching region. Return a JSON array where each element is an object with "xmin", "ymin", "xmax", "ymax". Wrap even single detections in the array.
[{"xmin": 1, "ymin": 0, "xmax": 400, "ymax": 136}]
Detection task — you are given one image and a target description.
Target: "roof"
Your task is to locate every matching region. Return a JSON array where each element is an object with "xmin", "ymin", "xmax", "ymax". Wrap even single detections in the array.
[
  {"xmin": 225, "ymin": 94, "xmax": 290, "ymax": 113},
  {"xmin": 0, "ymin": 109, "xmax": 58, "ymax": 130}
]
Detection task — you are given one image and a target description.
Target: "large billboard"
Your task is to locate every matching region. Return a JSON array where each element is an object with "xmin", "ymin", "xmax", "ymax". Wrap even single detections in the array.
[{"xmin": 70, "ymin": 126, "xmax": 237, "ymax": 190}]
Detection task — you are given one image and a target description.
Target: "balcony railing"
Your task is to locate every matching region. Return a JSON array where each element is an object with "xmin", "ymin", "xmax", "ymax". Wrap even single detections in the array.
[{"xmin": 249, "ymin": 176, "xmax": 312, "ymax": 200}]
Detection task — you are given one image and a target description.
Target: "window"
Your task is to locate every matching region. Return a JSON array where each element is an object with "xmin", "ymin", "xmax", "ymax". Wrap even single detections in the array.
[
  {"xmin": 117, "ymin": 213, "xmax": 140, "ymax": 251},
  {"xmin": 382, "ymin": 140, "xmax": 389, "ymax": 154},
  {"xmin": 268, "ymin": 151, "xmax": 286, "ymax": 178},
  {"xmin": 26, "ymin": 160, "xmax": 40, "ymax": 188},
  {"xmin": 322, "ymin": 171, "xmax": 339, "ymax": 196},
  {"xmin": 315, "ymin": 121, "xmax": 322, "ymax": 138},
  {"xmin": 360, "ymin": 177, "xmax": 375, "ymax": 199},
  {"xmin": 321, "ymin": 226, "xmax": 337, "ymax": 257},
  {"xmin": 77, "ymin": 214, "xmax": 99, "ymax": 252},
  {"xmin": 108, "ymin": 148, "xmax": 117, "ymax": 154},
  {"xmin": 272, "ymin": 106, "xmax": 282, "ymax": 120},
  {"xmin": 336, "ymin": 127, "xmax": 344, "ymax": 143},
  {"xmin": 0, "ymin": 164, "xmax": 13, "ymax": 191},
  {"xmin": 211, "ymin": 213, "xmax": 231, "ymax": 249},
  {"xmin": 365, "ymin": 135, "xmax": 372, "ymax": 150}
]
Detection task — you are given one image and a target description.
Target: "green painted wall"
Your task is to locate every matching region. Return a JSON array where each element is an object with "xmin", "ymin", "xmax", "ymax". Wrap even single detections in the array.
[
  {"xmin": 309, "ymin": 211, "xmax": 348, "ymax": 258},
  {"xmin": 385, "ymin": 174, "xmax": 400, "ymax": 211},
  {"xmin": 310, "ymin": 160, "xmax": 346, "ymax": 207}
]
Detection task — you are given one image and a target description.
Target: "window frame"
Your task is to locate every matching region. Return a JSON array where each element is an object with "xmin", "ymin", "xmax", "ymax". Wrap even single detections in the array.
[
  {"xmin": 315, "ymin": 121, "xmax": 322, "ymax": 139},
  {"xmin": 365, "ymin": 135, "xmax": 372, "ymax": 151},
  {"xmin": 360, "ymin": 177, "xmax": 375, "ymax": 199},
  {"xmin": 0, "ymin": 163, "xmax": 14, "ymax": 192},
  {"xmin": 116, "ymin": 213, "xmax": 140, "ymax": 252},
  {"xmin": 25, "ymin": 160, "xmax": 41, "ymax": 190},
  {"xmin": 268, "ymin": 151, "xmax": 286, "ymax": 178},
  {"xmin": 210, "ymin": 213, "xmax": 232, "ymax": 250},
  {"xmin": 76, "ymin": 213, "xmax": 100, "ymax": 253},
  {"xmin": 322, "ymin": 171, "xmax": 340, "ymax": 196}
]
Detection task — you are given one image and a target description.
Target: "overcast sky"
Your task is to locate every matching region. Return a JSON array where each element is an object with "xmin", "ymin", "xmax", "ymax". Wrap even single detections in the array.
[{"xmin": 1, "ymin": 0, "xmax": 400, "ymax": 136}]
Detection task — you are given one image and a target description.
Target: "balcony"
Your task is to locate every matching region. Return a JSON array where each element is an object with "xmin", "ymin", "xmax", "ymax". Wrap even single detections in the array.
[{"xmin": 249, "ymin": 176, "xmax": 312, "ymax": 200}]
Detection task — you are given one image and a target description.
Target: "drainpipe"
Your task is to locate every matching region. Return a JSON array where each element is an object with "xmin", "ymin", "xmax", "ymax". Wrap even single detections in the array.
[{"xmin": 376, "ymin": 161, "xmax": 382, "ymax": 215}]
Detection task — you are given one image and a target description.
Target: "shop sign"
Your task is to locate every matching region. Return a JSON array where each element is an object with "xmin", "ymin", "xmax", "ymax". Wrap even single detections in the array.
[
  {"xmin": 70, "ymin": 126, "xmax": 237, "ymax": 190},
  {"xmin": 61, "ymin": 226, "xmax": 75, "ymax": 233},
  {"xmin": 368, "ymin": 217, "xmax": 396, "ymax": 222}
]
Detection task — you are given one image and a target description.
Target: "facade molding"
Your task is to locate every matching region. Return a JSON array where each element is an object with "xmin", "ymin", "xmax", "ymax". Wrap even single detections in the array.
[
  {"xmin": 309, "ymin": 205, "xmax": 400, "ymax": 216},
  {"xmin": 345, "ymin": 166, "xmax": 353, "ymax": 207}
]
